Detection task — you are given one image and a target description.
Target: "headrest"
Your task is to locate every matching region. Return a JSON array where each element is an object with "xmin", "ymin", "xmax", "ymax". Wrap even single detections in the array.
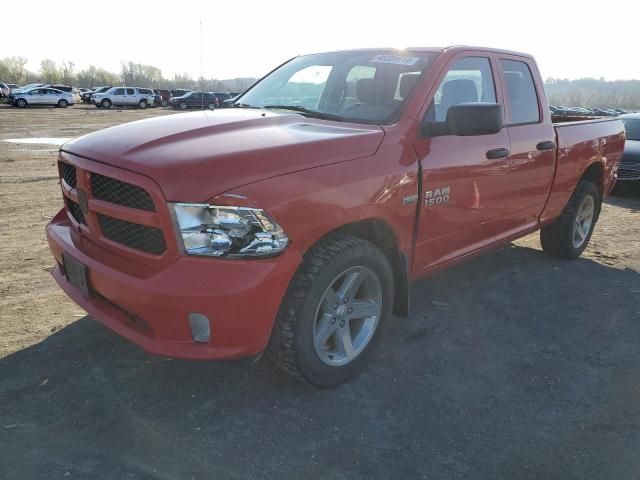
[
  {"xmin": 504, "ymin": 72, "xmax": 524, "ymax": 102},
  {"xmin": 356, "ymin": 78, "xmax": 376, "ymax": 104},
  {"xmin": 399, "ymin": 73, "xmax": 420, "ymax": 99},
  {"xmin": 442, "ymin": 79, "xmax": 478, "ymax": 109}
]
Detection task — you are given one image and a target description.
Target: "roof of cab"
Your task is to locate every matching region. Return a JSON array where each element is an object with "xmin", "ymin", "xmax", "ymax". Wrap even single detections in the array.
[{"xmin": 310, "ymin": 46, "xmax": 534, "ymax": 60}]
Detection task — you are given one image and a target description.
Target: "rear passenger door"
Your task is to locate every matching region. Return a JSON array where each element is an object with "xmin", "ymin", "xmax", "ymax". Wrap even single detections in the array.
[
  {"xmin": 190, "ymin": 92, "xmax": 202, "ymax": 107},
  {"xmin": 43, "ymin": 89, "xmax": 57, "ymax": 104},
  {"xmin": 498, "ymin": 56, "xmax": 557, "ymax": 224},
  {"xmin": 112, "ymin": 88, "xmax": 126, "ymax": 106},
  {"xmin": 125, "ymin": 88, "xmax": 136, "ymax": 105},
  {"xmin": 412, "ymin": 54, "xmax": 513, "ymax": 273}
]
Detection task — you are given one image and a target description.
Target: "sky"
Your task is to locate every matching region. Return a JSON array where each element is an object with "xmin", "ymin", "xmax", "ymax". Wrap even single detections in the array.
[{"xmin": 2, "ymin": 0, "xmax": 638, "ymax": 81}]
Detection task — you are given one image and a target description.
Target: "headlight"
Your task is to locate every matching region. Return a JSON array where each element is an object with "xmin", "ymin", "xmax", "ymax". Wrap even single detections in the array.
[{"xmin": 171, "ymin": 203, "xmax": 289, "ymax": 258}]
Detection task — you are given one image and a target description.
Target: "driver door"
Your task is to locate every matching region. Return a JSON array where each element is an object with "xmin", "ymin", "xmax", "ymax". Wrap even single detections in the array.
[
  {"xmin": 28, "ymin": 89, "xmax": 45, "ymax": 104},
  {"xmin": 412, "ymin": 54, "xmax": 512, "ymax": 274}
]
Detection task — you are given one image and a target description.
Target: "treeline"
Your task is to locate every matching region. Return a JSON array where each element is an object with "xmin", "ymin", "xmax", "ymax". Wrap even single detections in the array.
[
  {"xmin": 545, "ymin": 77, "xmax": 640, "ymax": 109},
  {"xmin": 0, "ymin": 56, "xmax": 256, "ymax": 92},
  {"xmin": 4, "ymin": 56, "xmax": 640, "ymax": 106}
]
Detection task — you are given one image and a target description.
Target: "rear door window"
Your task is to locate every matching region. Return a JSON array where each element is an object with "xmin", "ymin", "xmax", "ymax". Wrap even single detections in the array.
[
  {"xmin": 500, "ymin": 59, "xmax": 540, "ymax": 125},
  {"xmin": 126, "ymin": 88, "xmax": 135, "ymax": 95},
  {"xmin": 113, "ymin": 88, "xmax": 125, "ymax": 95}
]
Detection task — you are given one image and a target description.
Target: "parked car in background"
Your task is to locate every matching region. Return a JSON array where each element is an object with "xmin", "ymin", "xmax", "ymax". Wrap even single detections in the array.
[
  {"xmin": 618, "ymin": 114, "xmax": 640, "ymax": 184},
  {"xmin": 170, "ymin": 89, "xmax": 191, "ymax": 99},
  {"xmin": 92, "ymin": 87, "xmax": 154, "ymax": 109},
  {"xmin": 221, "ymin": 96, "xmax": 238, "ymax": 108},
  {"xmin": 169, "ymin": 91, "xmax": 217, "ymax": 110},
  {"xmin": 81, "ymin": 86, "xmax": 112, "ymax": 104},
  {"xmin": 10, "ymin": 87, "xmax": 75, "ymax": 108},
  {"xmin": 136, "ymin": 88, "xmax": 156, "ymax": 108},
  {"xmin": 7, "ymin": 83, "xmax": 46, "ymax": 102},
  {"xmin": 154, "ymin": 89, "xmax": 171, "ymax": 105},
  {"xmin": 45, "ymin": 84, "xmax": 73, "ymax": 93},
  {"xmin": 211, "ymin": 92, "xmax": 232, "ymax": 106}
]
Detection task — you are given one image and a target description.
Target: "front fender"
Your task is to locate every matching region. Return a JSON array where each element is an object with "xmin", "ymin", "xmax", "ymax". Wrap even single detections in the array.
[{"xmin": 207, "ymin": 155, "xmax": 419, "ymax": 260}]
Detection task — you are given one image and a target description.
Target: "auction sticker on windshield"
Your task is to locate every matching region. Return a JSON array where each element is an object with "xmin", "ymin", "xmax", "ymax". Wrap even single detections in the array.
[{"xmin": 371, "ymin": 54, "xmax": 419, "ymax": 65}]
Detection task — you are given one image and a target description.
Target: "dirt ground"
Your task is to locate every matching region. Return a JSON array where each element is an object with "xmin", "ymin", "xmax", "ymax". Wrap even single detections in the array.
[{"xmin": 0, "ymin": 102, "xmax": 639, "ymax": 479}]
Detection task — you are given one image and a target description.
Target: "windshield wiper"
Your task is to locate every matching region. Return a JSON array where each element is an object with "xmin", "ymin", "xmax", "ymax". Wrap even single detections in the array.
[
  {"xmin": 263, "ymin": 105, "xmax": 344, "ymax": 122},
  {"xmin": 231, "ymin": 102, "xmax": 259, "ymax": 108}
]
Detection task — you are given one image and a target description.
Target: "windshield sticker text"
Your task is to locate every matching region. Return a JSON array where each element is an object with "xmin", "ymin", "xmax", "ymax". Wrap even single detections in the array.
[{"xmin": 371, "ymin": 55, "xmax": 419, "ymax": 66}]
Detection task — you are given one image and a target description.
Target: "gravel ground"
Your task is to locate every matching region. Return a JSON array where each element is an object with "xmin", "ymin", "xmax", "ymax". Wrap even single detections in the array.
[{"xmin": 1, "ymin": 103, "xmax": 639, "ymax": 479}]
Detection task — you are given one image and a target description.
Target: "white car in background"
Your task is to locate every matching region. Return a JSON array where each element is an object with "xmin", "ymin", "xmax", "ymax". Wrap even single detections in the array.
[
  {"xmin": 11, "ymin": 87, "xmax": 75, "ymax": 108},
  {"xmin": 91, "ymin": 87, "xmax": 154, "ymax": 109}
]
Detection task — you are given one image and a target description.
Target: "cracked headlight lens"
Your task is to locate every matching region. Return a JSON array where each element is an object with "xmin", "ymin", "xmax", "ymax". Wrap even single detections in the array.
[{"xmin": 171, "ymin": 203, "xmax": 289, "ymax": 258}]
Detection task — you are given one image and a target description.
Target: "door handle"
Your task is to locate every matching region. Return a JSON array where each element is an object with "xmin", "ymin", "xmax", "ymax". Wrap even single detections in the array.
[
  {"xmin": 486, "ymin": 148, "xmax": 510, "ymax": 159},
  {"xmin": 536, "ymin": 140, "xmax": 556, "ymax": 151}
]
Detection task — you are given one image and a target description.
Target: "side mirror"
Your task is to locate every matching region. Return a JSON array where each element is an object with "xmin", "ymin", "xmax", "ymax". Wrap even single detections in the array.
[
  {"xmin": 446, "ymin": 102, "xmax": 504, "ymax": 136},
  {"xmin": 423, "ymin": 102, "xmax": 504, "ymax": 137}
]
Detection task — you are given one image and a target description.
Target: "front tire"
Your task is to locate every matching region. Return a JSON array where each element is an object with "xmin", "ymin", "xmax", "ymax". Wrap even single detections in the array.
[
  {"xmin": 57, "ymin": 99, "xmax": 68, "ymax": 108},
  {"xmin": 268, "ymin": 233, "xmax": 394, "ymax": 387},
  {"xmin": 16, "ymin": 98, "xmax": 27, "ymax": 108},
  {"xmin": 540, "ymin": 179, "xmax": 600, "ymax": 259},
  {"xmin": 179, "ymin": 102, "xmax": 188, "ymax": 110},
  {"xmin": 101, "ymin": 99, "xmax": 112, "ymax": 109},
  {"xmin": 138, "ymin": 99, "xmax": 147, "ymax": 109}
]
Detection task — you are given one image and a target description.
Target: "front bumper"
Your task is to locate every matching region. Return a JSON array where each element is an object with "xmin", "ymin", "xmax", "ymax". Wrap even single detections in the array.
[{"xmin": 47, "ymin": 209, "xmax": 301, "ymax": 359}]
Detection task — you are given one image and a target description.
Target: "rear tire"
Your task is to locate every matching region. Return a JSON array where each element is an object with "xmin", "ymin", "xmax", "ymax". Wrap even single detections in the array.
[
  {"xmin": 540, "ymin": 179, "xmax": 600, "ymax": 259},
  {"xmin": 101, "ymin": 99, "xmax": 112, "ymax": 109},
  {"xmin": 267, "ymin": 233, "xmax": 394, "ymax": 387}
]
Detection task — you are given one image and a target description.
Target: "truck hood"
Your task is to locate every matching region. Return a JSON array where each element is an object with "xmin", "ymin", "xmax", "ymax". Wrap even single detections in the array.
[{"xmin": 62, "ymin": 109, "xmax": 385, "ymax": 201}]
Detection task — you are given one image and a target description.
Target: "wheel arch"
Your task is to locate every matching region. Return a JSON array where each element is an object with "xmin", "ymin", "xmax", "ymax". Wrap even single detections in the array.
[
  {"xmin": 328, "ymin": 218, "xmax": 410, "ymax": 318},
  {"xmin": 580, "ymin": 161, "xmax": 604, "ymax": 219}
]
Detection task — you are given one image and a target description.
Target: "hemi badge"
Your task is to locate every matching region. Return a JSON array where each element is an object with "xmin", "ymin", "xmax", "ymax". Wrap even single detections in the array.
[{"xmin": 403, "ymin": 194, "xmax": 418, "ymax": 205}]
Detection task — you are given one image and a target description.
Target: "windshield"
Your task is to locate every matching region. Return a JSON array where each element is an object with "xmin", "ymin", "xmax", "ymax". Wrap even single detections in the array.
[
  {"xmin": 237, "ymin": 50, "xmax": 437, "ymax": 124},
  {"xmin": 622, "ymin": 118, "xmax": 640, "ymax": 140}
]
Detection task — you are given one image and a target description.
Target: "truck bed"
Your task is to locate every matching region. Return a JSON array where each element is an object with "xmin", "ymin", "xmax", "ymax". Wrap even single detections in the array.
[
  {"xmin": 541, "ymin": 116, "xmax": 626, "ymax": 224},
  {"xmin": 552, "ymin": 115, "xmax": 613, "ymax": 125}
]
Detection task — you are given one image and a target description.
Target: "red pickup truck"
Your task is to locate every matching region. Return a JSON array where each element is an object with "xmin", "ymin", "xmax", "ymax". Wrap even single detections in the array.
[{"xmin": 47, "ymin": 47, "xmax": 625, "ymax": 386}]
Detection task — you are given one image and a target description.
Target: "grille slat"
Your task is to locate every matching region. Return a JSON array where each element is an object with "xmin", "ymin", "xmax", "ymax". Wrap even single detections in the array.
[
  {"xmin": 59, "ymin": 162, "xmax": 77, "ymax": 189},
  {"xmin": 618, "ymin": 166, "xmax": 640, "ymax": 180},
  {"xmin": 91, "ymin": 173, "xmax": 155, "ymax": 212},
  {"xmin": 98, "ymin": 214, "xmax": 166, "ymax": 255},
  {"xmin": 65, "ymin": 198, "xmax": 86, "ymax": 225}
]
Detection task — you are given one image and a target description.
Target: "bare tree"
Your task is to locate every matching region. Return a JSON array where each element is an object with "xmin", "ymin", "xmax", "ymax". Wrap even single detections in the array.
[
  {"xmin": 61, "ymin": 61, "xmax": 75, "ymax": 85},
  {"xmin": 4, "ymin": 56, "xmax": 29, "ymax": 83},
  {"xmin": 40, "ymin": 59, "xmax": 62, "ymax": 83}
]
